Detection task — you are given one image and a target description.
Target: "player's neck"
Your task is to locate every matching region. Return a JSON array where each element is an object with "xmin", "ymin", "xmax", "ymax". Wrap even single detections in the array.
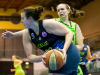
[
  {"xmin": 60, "ymin": 17, "xmax": 70, "ymax": 26},
  {"xmin": 31, "ymin": 21, "xmax": 39, "ymax": 36}
]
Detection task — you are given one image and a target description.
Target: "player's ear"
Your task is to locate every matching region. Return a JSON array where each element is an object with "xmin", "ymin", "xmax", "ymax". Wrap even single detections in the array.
[
  {"xmin": 29, "ymin": 16, "xmax": 32, "ymax": 21},
  {"xmin": 68, "ymin": 9, "xmax": 70, "ymax": 13}
]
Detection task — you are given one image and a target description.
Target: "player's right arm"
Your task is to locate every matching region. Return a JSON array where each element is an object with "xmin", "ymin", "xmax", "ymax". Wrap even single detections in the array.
[
  {"xmin": 23, "ymin": 29, "xmax": 45, "ymax": 63},
  {"xmin": 1, "ymin": 29, "xmax": 26, "ymax": 38},
  {"xmin": 11, "ymin": 69, "xmax": 16, "ymax": 72}
]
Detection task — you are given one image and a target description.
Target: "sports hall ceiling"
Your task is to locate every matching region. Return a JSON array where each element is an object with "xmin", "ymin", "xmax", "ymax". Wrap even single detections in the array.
[{"xmin": 0, "ymin": 0, "xmax": 94, "ymax": 12}]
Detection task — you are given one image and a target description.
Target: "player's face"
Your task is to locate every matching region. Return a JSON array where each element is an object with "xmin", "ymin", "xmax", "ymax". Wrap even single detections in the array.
[
  {"xmin": 12, "ymin": 56, "xmax": 16, "ymax": 61},
  {"xmin": 21, "ymin": 12, "xmax": 31, "ymax": 28},
  {"xmin": 57, "ymin": 4, "xmax": 69, "ymax": 18}
]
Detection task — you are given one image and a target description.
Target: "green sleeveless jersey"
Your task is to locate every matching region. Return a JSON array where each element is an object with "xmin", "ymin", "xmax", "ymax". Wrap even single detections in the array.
[
  {"xmin": 14, "ymin": 62, "xmax": 25, "ymax": 75},
  {"xmin": 56, "ymin": 18, "xmax": 76, "ymax": 44},
  {"xmin": 14, "ymin": 62, "xmax": 22, "ymax": 70},
  {"xmin": 56, "ymin": 18, "xmax": 83, "ymax": 75}
]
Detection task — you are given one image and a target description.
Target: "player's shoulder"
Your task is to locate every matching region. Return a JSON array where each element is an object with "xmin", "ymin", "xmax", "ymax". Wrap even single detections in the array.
[
  {"xmin": 23, "ymin": 29, "xmax": 30, "ymax": 37},
  {"xmin": 43, "ymin": 18, "xmax": 57, "ymax": 27},
  {"xmin": 43, "ymin": 18, "xmax": 55, "ymax": 22}
]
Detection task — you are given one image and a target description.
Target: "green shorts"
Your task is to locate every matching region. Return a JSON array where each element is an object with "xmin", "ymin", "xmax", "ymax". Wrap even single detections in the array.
[{"xmin": 15, "ymin": 69, "xmax": 25, "ymax": 75}]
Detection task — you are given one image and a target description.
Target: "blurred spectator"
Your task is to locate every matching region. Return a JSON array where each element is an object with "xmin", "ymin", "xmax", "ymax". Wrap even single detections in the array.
[{"xmin": 43, "ymin": 15, "xmax": 53, "ymax": 19}]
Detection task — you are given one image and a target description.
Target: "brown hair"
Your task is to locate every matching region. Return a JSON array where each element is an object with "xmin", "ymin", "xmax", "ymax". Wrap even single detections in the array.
[
  {"xmin": 57, "ymin": 3, "xmax": 85, "ymax": 20},
  {"xmin": 13, "ymin": 55, "xmax": 21, "ymax": 59},
  {"xmin": 22, "ymin": 6, "xmax": 44, "ymax": 21}
]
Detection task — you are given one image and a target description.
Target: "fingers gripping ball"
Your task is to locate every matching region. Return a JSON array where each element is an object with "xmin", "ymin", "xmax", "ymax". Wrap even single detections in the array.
[{"xmin": 44, "ymin": 49, "xmax": 64, "ymax": 70}]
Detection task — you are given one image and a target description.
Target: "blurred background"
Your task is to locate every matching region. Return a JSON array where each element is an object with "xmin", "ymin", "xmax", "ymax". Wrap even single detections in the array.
[{"xmin": 0, "ymin": 0, "xmax": 100, "ymax": 75}]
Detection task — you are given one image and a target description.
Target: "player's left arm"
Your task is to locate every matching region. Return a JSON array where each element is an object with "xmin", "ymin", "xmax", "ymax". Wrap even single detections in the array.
[
  {"xmin": 75, "ymin": 24, "xmax": 84, "ymax": 51},
  {"xmin": 11, "ymin": 69, "xmax": 16, "ymax": 72},
  {"xmin": 43, "ymin": 19, "xmax": 73, "ymax": 64},
  {"xmin": 86, "ymin": 45, "xmax": 97, "ymax": 61},
  {"xmin": 43, "ymin": 19, "xmax": 73, "ymax": 52}
]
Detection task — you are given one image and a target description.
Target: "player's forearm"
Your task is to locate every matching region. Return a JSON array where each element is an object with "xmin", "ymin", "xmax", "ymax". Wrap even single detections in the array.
[
  {"xmin": 28, "ymin": 54, "xmax": 43, "ymax": 63},
  {"xmin": 13, "ymin": 29, "xmax": 26, "ymax": 37},
  {"xmin": 16, "ymin": 61, "xmax": 23, "ymax": 67},
  {"xmin": 63, "ymin": 32, "xmax": 73, "ymax": 52},
  {"xmin": 11, "ymin": 69, "xmax": 16, "ymax": 72},
  {"xmin": 87, "ymin": 56, "xmax": 95, "ymax": 61}
]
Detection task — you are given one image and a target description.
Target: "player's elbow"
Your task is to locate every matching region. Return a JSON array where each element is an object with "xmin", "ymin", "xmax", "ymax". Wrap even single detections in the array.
[
  {"xmin": 28, "ymin": 57, "xmax": 34, "ymax": 63},
  {"xmin": 76, "ymin": 44, "xmax": 84, "ymax": 51},
  {"xmin": 19, "ymin": 60, "xmax": 23, "ymax": 64},
  {"xmin": 80, "ymin": 44, "xmax": 84, "ymax": 50},
  {"xmin": 28, "ymin": 56, "xmax": 34, "ymax": 63},
  {"xmin": 66, "ymin": 31, "xmax": 73, "ymax": 38},
  {"xmin": 69, "ymin": 31, "xmax": 73, "ymax": 36},
  {"xmin": 79, "ymin": 42, "xmax": 84, "ymax": 50},
  {"xmin": 27, "ymin": 54, "xmax": 37, "ymax": 63}
]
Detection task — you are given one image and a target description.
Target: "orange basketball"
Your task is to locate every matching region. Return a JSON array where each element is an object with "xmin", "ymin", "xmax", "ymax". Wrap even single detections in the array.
[{"xmin": 43, "ymin": 49, "xmax": 64, "ymax": 70}]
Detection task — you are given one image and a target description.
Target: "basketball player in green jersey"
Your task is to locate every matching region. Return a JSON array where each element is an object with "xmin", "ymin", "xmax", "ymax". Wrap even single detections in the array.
[
  {"xmin": 55, "ymin": 3, "xmax": 85, "ymax": 75},
  {"xmin": 11, "ymin": 55, "xmax": 25, "ymax": 75}
]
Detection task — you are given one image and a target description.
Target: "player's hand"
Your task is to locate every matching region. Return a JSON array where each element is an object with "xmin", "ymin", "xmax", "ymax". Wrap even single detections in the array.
[
  {"xmin": 42, "ymin": 54, "xmax": 48, "ymax": 68},
  {"xmin": 1, "ymin": 30, "xmax": 14, "ymax": 38},
  {"xmin": 95, "ymin": 54, "xmax": 99, "ymax": 58},
  {"xmin": 93, "ymin": 54, "xmax": 99, "ymax": 60},
  {"xmin": 10, "ymin": 69, "xmax": 13, "ymax": 72},
  {"xmin": 57, "ymin": 48, "xmax": 67, "ymax": 65},
  {"xmin": 93, "ymin": 54, "xmax": 98, "ymax": 58},
  {"xmin": 42, "ymin": 50, "xmax": 50, "ymax": 68},
  {"xmin": 14, "ymin": 65, "xmax": 17, "ymax": 68},
  {"xmin": 61, "ymin": 49, "xmax": 67, "ymax": 65}
]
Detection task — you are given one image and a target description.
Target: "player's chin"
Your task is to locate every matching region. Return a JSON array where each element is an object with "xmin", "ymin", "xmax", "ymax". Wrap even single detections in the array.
[
  {"xmin": 24, "ymin": 26, "xmax": 29, "ymax": 29},
  {"xmin": 60, "ymin": 15, "xmax": 65, "ymax": 17}
]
